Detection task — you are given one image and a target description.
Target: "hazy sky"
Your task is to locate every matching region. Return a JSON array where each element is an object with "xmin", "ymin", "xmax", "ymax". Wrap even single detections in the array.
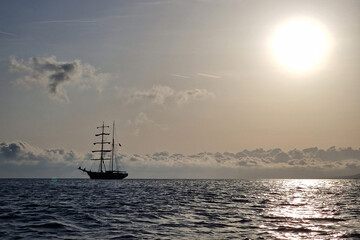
[{"xmin": 1, "ymin": 0, "xmax": 360, "ymax": 178}]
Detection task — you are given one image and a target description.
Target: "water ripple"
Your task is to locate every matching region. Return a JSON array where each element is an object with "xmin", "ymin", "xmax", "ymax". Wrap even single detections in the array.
[{"xmin": 0, "ymin": 179, "xmax": 359, "ymax": 239}]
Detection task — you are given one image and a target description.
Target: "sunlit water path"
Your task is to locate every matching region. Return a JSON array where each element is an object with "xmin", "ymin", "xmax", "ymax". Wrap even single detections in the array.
[{"xmin": 0, "ymin": 179, "xmax": 359, "ymax": 239}]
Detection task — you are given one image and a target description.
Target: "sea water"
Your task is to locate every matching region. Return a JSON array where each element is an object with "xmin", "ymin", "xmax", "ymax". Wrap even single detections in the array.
[{"xmin": 0, "ymin": 179, "xmax": 359, "ymax": 239}]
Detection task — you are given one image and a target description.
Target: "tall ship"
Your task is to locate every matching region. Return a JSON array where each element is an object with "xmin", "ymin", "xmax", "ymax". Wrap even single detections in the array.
[{"xmin": 78, "ymin": 121, "xmax": 128, "ymax": 179}]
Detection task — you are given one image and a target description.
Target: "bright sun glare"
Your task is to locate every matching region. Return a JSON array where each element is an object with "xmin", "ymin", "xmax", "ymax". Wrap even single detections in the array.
[{"xmin": 272, "ymin": 18, "xmax": 329, "ymax": 71}]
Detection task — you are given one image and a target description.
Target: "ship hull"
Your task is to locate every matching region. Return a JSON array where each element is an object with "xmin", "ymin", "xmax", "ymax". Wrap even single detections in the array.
[{"xmin": 86, "ymin": 171, "xmax": 128, "ymax": 179}]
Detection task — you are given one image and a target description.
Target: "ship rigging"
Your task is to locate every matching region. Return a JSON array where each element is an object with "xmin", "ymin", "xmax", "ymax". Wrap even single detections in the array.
[{"xmin": 78, "ymin": 121, "xmax": 128, "ymax": 179}]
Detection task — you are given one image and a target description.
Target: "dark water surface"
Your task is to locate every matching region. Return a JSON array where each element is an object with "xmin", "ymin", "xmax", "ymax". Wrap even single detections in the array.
[{"xmin": 0, "ymin": 179, "xmax": 359, "ymax": 239}]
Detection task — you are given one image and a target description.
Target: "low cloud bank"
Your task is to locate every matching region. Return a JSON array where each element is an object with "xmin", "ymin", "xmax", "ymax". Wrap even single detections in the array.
[
  {"xmin": 0, "ymin": 141, "xmax": 87, "ymax": 166},
  {"xmin": 1, "ymin": 141, "xmax": 360, "ymax": 178},
  {"xmin": 123, "ymin": 147, "xmax": 360, "ymax": 167}
]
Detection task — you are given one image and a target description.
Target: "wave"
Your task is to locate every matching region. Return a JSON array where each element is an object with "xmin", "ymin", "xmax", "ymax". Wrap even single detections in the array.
[{"xmin": 0, "ymin": 179, "xmax": 359, "ymax": 239}]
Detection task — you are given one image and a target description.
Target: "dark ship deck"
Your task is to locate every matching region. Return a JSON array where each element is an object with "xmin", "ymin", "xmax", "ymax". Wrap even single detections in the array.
[{"xmin": 78, "ymin": 167, "xmax": 128, "ymax": 179}]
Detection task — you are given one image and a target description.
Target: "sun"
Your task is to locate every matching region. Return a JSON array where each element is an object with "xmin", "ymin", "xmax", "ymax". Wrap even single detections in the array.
[{"xmin": 272, "ymin": 18, "xmax": 329, "ymax": 71}]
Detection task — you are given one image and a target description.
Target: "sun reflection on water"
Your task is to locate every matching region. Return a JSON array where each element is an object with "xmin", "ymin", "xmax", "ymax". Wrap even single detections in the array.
[{"xmin": 262, "ymin": 180, "xmax": 343, "ymax": 239}]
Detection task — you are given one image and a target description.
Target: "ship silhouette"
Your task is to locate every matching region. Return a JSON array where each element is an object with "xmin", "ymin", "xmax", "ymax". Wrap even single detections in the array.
[{"xmin": 78, "ymin": 121, "xmax": 128, "ymax": 179}]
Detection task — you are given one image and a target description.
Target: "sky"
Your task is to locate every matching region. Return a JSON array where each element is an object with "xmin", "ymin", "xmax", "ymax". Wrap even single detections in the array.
[{"xmin": 1, "ymin": 0, "xmax": 360, "ymax": 178}]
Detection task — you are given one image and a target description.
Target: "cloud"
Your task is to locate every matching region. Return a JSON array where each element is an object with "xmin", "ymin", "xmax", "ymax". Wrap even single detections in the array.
[
  {"xmin": 138, "ymin": 0, "xmax": 178, "ymax": 6},
  {"xmin": 0, "ymin": 141, "xmax": 86, "ymax": 166},
  {"xmin": 171, "ymin": 73, "xmax": 222, "ymax": 80},
  {"xmin": 128, "ymin": 112, "xmax": 154, "ymax": 136},
  {"xmin": 32, "ymin": 19, "xmax": 97, "ymax": 24},
  {"xmin": 131, "ymin": 85, "xmax": 174, "ymax": 105},
  {"xmin": 128, "ymin": 112, "xmax": 168, "ymax": 136},
  {"xmin": 0, "ymin": 30, "xmax": 16, "ymax": 37},
  {"xmin": 2, "ymin": 140, "xmax": 360, "ymax": 178},
  {"xmin": 175, "ymin": 88, "xmax": 214, "ymax": 105},
  {"xmin": 10, "ymin": 56, "xmax": 111, "ymax": 102},
  {"xmin": 133, "ymin": 112, "xmax": 153, "ymax": 126},
  {"xmin": 128, "ymin": 85, "xmax": 215, "ymax": 106},
  {"xmin": 197, "ymin": 73, "xmax": 222, "ymax": 79},
  {"xmin": 170, "ymin": 74, "xmax": 190, "ymax": 79},
  {"xmin": 117, "ymin": 147, "xmax": 360, "ymax": 177}
]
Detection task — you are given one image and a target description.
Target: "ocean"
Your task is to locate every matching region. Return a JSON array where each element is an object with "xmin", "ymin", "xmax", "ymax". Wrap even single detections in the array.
[{"xmin": 0, "ymin": 179, "xmax": 359, "ymax": 239}]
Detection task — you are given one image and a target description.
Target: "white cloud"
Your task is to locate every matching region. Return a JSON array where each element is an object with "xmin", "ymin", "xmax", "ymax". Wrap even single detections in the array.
[
  {"xmin": 32, "ymin": 19, "xmax": 97, "ymax": 24},
  {"xmin": 10, "ymin": 56, "xmax": 111, "ymax": 102},
  {"xmin": 0, "ymin": 30, "xmax": 16, "ymax": 37},
  {"xmin": 128, "ymin": 85, "xmax": 215, "ymax": 106},
  {"xmin": 197, "ymin": 73, "xmax": 222, "ymax": 79},
  {"xmin": 130, "ymin": 85, "xmax": 175, "ymax": 105},
  {"xmin": 175, "ymin": 88, "xmax": 214, "ymax": 105},
  {"xmin": 170, "ymin": 74, "xmax": 190, "ymax": 79},
  {"xmin": 128, "ymin": 112, "xmax": 168, "ymax": 136},
  {"xmin": 134, "ymin": 112, "xmax": 153, "ymax": 126},
  {"xmin": 128, "ymin": 112, "xmax": 154, "ymax": 136}
]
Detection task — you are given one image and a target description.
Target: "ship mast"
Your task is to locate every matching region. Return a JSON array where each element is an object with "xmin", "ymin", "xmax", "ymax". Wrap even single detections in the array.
[
  {"xmin": 92, "ymin": 121, "xmax": 111, "ymax": 172},
  {"xmin": 111, "ymin": 120, "xmax": 115, "ymax": 172}
]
